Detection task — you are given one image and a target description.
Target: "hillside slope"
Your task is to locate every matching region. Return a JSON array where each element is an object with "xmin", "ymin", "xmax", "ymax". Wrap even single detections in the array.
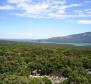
[{"xmin": 34, "ymin": 32, "xmax": 91, "ymax": 43}]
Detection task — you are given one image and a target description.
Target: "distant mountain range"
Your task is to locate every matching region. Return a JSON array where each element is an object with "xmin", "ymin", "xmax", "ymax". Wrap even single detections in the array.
[
  {"xmin": 0, "ymin": 32, "xmax": 91, "ymax": 43},
  {"xmin": 0, "ymin": 40, "xmax": 15, "ymax": 44},
  {"xmin": 32, "ymin": 32, "xmax": 91, "ymax": 43}
]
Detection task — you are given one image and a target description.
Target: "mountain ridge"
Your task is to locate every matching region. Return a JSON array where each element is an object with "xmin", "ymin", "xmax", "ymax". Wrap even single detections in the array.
[
  {"xmin": 33, "ymin": 32, "xmax": 91, "ymax": 43},
  {"xmin": 0, "ymin": 32, "xmax": 91, "ymax": 43}
]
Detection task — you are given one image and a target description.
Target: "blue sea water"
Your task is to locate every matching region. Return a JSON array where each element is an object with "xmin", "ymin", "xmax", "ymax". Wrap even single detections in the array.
[
  {"xmin": 39, "ymin": 42, "xmax": 91, "ymax": 46},
  {"xmin": 72, "ymin": 43, "xmax": 91, "ymax": 46},
  {"xmin": 59, "ymin": 43, "xmax": 91, "ymax": 46}
]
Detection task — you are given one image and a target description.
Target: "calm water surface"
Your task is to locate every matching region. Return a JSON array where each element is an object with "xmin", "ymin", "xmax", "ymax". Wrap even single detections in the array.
[{"xmin": 39, "ymin": 42, "xmax": 91, "ymax": 46}]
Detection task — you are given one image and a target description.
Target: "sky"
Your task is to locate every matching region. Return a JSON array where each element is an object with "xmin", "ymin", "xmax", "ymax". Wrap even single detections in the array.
[{"xmin": 0, "ymin": 0, "xmax": 91, "ymax": 39}]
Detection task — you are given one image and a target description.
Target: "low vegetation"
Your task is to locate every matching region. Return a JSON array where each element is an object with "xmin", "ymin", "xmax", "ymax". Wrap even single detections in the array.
[{"xmin": 0, "ymin": 42, "xmax": 91, "ymax": 84}]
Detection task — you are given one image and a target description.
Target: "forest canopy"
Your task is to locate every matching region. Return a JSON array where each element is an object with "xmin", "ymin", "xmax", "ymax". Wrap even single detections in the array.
[{"xmin": 0, "ymin": 42, "xmax": 91, "ymax": 84}]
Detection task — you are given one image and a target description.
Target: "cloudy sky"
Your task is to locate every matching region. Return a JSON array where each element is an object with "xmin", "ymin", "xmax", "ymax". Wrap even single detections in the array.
[{"xmin": 0, "ymin": 0, "xmax": 91, "ymax": 39}]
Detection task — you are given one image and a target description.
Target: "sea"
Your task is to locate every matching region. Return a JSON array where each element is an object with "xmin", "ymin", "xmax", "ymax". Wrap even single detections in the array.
[{"xmin": 39, "ymin": 42, "xmax": 91, "ymax": 46}]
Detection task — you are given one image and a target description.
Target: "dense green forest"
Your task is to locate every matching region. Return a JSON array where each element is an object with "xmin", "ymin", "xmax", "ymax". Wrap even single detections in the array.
[{"xmin": 0, "ymin": 42, "xmax": 91, "ymax": 84}]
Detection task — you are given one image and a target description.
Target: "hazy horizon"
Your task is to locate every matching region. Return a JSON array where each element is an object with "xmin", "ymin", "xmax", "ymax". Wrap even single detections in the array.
[
  {"xmin": 0, "ymin": 0, "xmax": 91, "ymax": 39},
  {"xmin": 0, "ymin": 31, "xmax": 91, "ymax": 40}
]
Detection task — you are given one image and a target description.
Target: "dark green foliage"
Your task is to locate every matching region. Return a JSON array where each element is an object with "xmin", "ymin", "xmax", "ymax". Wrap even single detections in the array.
[
  {"xmin": 0, "ymin": 43, "xmax": 91, "ymax": 84},
  {"xmin": 0, "ymin": 74, "xmax": 52, "ymax": 84},
  {"xmin": 42, "ymin": 77, "xmax": 52, "ymax": 84}
]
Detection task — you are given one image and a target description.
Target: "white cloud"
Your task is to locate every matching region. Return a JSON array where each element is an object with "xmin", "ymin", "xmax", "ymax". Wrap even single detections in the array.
[
  {"xmin": 74, "ymin": 8, "xmax": 91, "ymax": 18},
  {"xmin": 0, "ymin": 5, "xmax": 14, "ymax": 10},
  {"xmin": 7, "ymin": 0, "xmax": 67, "ymax": 18},
  {"xmin": 7, "ymin": 0, "xmax": 28, "ymax": 4},
  {"xmin": 4, "ymin": 0, "xmax": 90, "ymax": 19},
  {"xmin": 21, "ymin": 3, "xmax": 48, "ymax": 14},
  {"xmin": 60, "ymin": 4, "xmax": 80, "ymax": 9},
  {"xmin": 84, "ymin": 9, "xmax": 91, "ymax": 14},
  {"xmin": 78, "ymin": 20, "xmax": 91, "ymax": 24}
]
